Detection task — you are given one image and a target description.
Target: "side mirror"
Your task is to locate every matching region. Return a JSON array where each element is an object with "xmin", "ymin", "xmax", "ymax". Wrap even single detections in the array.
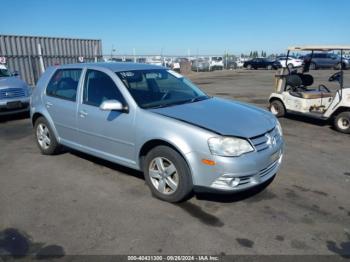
[{"xmin": 100, "ymin": 100, "xmax": 128, "ymax": 113}]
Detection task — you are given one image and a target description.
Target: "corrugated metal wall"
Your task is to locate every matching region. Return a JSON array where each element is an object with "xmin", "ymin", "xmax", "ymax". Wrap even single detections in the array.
[{"xmin": 0, "ymin": 35, "xmax": 102, "ymax": 86}]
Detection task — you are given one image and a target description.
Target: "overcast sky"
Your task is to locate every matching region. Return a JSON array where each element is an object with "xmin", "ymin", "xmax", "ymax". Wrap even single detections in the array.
[{"xmin": 1, "ymin": 0, "xmax": 350, "ymax": 55}]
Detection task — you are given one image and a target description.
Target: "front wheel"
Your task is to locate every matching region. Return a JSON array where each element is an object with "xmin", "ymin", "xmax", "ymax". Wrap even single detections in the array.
[
  {"xmin": 334, "ymin": 112, "xmax": 350, "ymax": 134},
  {"xmin": 144, "ymin": 146, "xmax": 193, "ymax": 202},
  {"xmin": 34, "ymin": 117, "xmax": 60, "ymax": 155},
  {"xmin": 267, "ymin": 65, "xmax": 273, "ymax": 70},
  {"xmin": 269, "ymin": 100, "xmax": 285, "ymax": 117}
]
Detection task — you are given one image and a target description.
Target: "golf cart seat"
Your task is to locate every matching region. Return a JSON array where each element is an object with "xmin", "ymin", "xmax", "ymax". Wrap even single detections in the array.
[
  {"xmin": 298, "ymin": 91, "xmax": 333, "ymax": 99},
  {"xmin": 298, "ymin": 74, "xmax": 313, "ymax": 87},
  {"xmin": 286, "ymin": 74, "xmax": 333, "ymax": 99}
]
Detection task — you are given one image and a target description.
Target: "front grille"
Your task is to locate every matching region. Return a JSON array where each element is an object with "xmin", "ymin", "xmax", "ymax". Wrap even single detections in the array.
[
  {"xmin": 249, "ymin": 127, "xmax": 282, "ymax": 152},
  {"xmin": 0, "ymin": 88, "xmax": 26, "ymax": 99}
]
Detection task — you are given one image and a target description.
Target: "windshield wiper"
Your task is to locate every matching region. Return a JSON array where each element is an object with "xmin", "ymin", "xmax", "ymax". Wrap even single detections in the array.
[
  {"xmin": 190, "ymin": 95, "xmax": 211, "ymax": 103},
  {"xmin": 145, "ymin": 95, "xmax": 211, "ymax": 109}
]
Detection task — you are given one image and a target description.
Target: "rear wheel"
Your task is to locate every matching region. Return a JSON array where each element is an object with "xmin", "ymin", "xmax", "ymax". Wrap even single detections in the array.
[
  {"xmin": 269, "ymin": 100, "xmax": 285, "ymax": 117},
  {"xmin": 143, "ymin": 146, "xmax": 193, "ymax": 202},
  {"xmin": 309, "ymin": 62, "xmax": 316, "ymax": 70},
  {"xmin": 34, "ymin": 117, "xmax": 60, "ymax": 155},
  {"xmin": 287, "ymin": 63, "xmax": 294, "ymax": 69},
  {"xmin": 334, "ymin": 62, "xmax": 345, "ymax": 70},
  {"xmin": 334, "ymin": 112, "xmax": 350, "ymax": 134},
  {"xmin": 267, "ymin": 65, "xmax": 273, "ymax": 70},
  {"xmin": 247, "ymin": 64, "xmax": 252, "ymax": 70}
]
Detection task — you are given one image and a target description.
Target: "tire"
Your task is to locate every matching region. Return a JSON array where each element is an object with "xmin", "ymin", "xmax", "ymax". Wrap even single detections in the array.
[
  {"xmin": 34, "ymin": 117, "xmax": 60, "ymax": 155},
  {"xmin": 334, "ymin": 112, "xmax": 350, "ymax": 134},
  {"xmin": 247, "ymin": 64, "xmax": 252, "ymax": 70},
  {"xmin": 309, "ymin": 62, "xmax": 316, "ymax": 70},
  {"xmin": 287, "ymin": 63, "xmax": 294, "ymax": 69},
  {"xmin": 269, "ymin": 100, "xmax": 285, "ymax": 117},
  {"xmin": 334, "ymin": 62, "xmax": 344, "ymax": 70},
  {"xmin": 267, "ymin": 65, "xmax": 273, "ymax": 70},
  {"xmin": 143, "ymin": 146, "xmax": 193, "ymax": 202}
]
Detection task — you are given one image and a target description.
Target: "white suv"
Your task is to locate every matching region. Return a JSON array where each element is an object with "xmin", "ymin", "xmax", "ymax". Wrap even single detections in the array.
[
  {"xmin": 276, "ymin": 56, "xmax": 303, "ymax": 69},
  {"xmin": 209, "ymin": 56, "xmax": 224, "ymax": 71}
]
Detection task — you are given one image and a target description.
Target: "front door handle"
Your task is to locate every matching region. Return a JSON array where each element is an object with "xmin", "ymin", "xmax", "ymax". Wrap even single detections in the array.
[{"xmin": 79, "ymin": 110, "xmax": 88, "ymax": 118}]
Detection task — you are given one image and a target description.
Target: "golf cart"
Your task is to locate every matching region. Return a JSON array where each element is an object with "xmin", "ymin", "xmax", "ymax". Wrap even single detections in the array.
[{"xmin": 269, "ymin": 45, "xmax": 350, "ymax": 133}]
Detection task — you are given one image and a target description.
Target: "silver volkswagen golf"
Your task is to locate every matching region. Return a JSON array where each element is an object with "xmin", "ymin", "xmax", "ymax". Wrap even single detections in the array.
[{"xmin": 31, "ymin": 63, "xmax": 284, "ymax": 202}]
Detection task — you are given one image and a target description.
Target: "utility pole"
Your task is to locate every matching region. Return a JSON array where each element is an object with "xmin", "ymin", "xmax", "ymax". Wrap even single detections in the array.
[
  {"xmin": 196, "ymin": 48, "xmax": 199, "ymax": 72},
  {"xmin": 37, "ymin": 43, "xmax": 45, "ymax": 74}
]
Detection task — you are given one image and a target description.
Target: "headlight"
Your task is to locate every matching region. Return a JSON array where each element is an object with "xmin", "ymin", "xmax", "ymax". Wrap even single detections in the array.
[
  {"xmin": 276, "ymin": 121, "xmax": 283, "ymax": 136},
  {"xmin": 208, "ymin": 137, "xmax": 254, "ymax": 157}
]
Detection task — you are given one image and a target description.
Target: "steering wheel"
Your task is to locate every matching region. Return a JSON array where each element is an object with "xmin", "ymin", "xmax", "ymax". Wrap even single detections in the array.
[
  {"xmin": 161, "ymin": 91, "xmax": 171, "ymax": 100},
  {"xmin": 328, "ymin": 72, "xmax": 342, "ymax": 82},
  {"xmin": 319, "ymin": 84, "xmax": 330, "ymax": 93}
]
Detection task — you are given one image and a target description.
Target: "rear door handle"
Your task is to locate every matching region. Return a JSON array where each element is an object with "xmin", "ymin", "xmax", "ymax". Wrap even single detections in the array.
[
  {"xmin": 79, "ymin": 110, "xmax": 88, "ymax": 118},
  {"xmin": 45, "ymin": 102, "xmax": 53, "ymax": 108}
]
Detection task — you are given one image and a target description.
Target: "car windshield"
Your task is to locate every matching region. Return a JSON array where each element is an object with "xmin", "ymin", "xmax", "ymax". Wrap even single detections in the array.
[
  {"xmin": 116, "ymin": 69, "xmax": 210, "ymax": 109},
  {"xmin": 0, "ymin": 68, "xmax": 11, "ymax": 77}
]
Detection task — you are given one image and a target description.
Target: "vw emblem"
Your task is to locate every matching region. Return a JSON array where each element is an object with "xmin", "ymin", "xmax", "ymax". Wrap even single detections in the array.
[{"xmin": 265, "ymin": 133, "xmax": 276, "ymax": 147}]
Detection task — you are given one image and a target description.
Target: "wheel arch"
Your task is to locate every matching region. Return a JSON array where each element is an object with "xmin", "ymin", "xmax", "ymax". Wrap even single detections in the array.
[
  {"xmin": 138, "ymin": 139, "xmax": 193, "ymax": 181},
  {"xmin": 269, "ymin": 96, "xmax": 285, "ymax": 107},
  {"xmin": 330, "ymin": 106, "xmax": 350, "ymax": 118},
  {"xmin": 32, "ymin": 112, "xmax": 44, "ymax": 126},
  {"xmin": 31, "ymin": 111, "xmax": 60, "ymax": 142}
]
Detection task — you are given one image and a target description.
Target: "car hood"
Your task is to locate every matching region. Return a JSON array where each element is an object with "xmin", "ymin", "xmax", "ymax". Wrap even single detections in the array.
[
  {"xmin": 0, "ymin": 76, "xmax": 27, "ymax": 89},
  {"xmin": 150, "ymin": 97, "xmax": 276, "ymax": 138}
]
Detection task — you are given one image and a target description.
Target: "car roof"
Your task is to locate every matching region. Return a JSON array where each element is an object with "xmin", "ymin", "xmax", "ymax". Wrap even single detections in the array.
[
  {"xmin": 58, "ymin": 62, "xmax": 166, "ymax": 72},
  {"xmin": 288, "ymin": 45, "xmax": 350, "ymax": 51}
]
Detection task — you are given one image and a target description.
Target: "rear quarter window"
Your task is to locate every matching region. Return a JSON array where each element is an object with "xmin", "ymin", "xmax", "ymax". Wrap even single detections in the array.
[{"xmin": 46, "ymin": 69, "xmax": 82, "ymax": 101}]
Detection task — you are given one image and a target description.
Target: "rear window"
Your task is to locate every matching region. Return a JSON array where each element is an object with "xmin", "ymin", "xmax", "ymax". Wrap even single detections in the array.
[{"xmin": 46, "ymin": 69, "xmax": 82, "ymax": 101}]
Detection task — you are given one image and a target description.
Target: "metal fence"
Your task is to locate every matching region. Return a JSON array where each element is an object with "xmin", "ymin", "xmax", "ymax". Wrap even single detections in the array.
[{"xmin": 0, "ymin": 35, "xmax": 102, "ymax": 86}]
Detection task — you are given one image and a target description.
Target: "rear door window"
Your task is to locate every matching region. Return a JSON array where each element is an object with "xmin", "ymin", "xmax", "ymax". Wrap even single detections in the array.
[{"xmin": 46, "ymin": 69, "xmax": 82, "ymax": 101}]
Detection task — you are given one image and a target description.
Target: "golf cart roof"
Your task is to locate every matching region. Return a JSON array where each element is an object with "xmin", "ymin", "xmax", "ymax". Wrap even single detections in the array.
[{"xmin": 288, "ymin": 45, "xmax": 350, "ymax": 51}]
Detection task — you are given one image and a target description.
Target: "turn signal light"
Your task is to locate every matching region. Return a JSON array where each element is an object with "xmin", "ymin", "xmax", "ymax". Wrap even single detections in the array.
[{"xmin": 201, "ymin": 159, "xmax": 216, "ymax": 166}]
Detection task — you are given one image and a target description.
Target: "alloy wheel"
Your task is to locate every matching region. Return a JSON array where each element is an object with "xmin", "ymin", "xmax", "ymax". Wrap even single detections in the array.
[
  {"xmin": 148, "ymin": 157, "xmax": 179, "ymax": 195},
  {"xmin": 36, "ymin": 123, "xmax": 51, "ymax": 150}
]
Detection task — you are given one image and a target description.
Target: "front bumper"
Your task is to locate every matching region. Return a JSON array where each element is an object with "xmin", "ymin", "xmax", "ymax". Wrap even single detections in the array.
[
  {"xmin": 186, "ymin": 139, "xmax": 284, "ymax": 192},
  {"xmin": 0, "ymin": 97, "xmax": 30, "ymax": 115}
]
